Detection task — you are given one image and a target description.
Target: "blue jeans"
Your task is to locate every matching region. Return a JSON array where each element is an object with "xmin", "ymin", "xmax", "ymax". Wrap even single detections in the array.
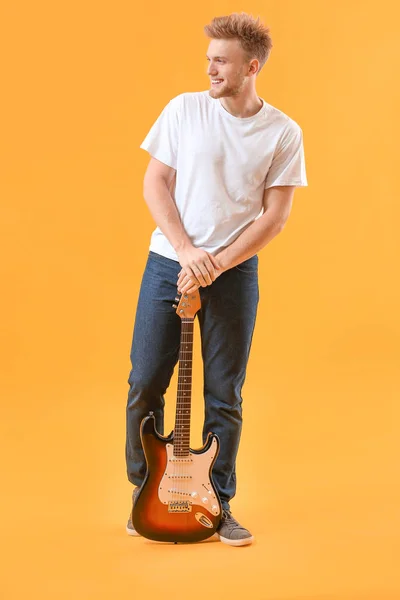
[{"xmin": 125, "ymin": 250, "xmax": 259, "ymax": 511}]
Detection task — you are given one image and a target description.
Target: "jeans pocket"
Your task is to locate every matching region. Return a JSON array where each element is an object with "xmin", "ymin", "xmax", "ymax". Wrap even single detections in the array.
[
  {"xmin": 148, "ymin": 251, "xmax": 176, "ymax": 265},
  {"xmin": 234, "ymin": 255, "xmax": 258, "ymax": 273}
]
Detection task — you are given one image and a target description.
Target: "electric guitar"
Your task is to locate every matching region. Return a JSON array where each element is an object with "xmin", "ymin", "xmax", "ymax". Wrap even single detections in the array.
[{"xmin": 131, "ymin": 289, "xmax": 222, "ymax": 542}]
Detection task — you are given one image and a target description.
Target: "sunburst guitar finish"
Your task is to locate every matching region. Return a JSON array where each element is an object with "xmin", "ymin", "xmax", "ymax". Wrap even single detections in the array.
[{"xmin": 132, "ymin": 415, "xmax": 221, "ymax": 542}]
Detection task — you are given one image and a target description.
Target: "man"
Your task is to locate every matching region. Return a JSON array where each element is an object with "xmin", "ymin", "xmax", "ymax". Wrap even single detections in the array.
[{"xmin": 125, "ymin": 12, "xmax": 308, "ymax": 546}]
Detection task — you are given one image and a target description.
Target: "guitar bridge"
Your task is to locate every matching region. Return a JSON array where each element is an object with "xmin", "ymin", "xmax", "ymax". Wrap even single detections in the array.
[{"xmin": 168, "ymin": 500, "xmax": 192, "ymax": 513}]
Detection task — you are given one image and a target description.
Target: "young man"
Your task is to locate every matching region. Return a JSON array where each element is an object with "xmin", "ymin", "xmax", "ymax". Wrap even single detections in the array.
[{"xmin": 125, "ymin": 12, "xmax": 308, "ymax": 546}]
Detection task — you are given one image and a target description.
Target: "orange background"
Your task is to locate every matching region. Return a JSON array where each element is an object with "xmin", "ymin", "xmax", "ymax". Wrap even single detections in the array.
[{"xmin": 1, "ymin": 0, "xmax": 399, "ymax": 599}]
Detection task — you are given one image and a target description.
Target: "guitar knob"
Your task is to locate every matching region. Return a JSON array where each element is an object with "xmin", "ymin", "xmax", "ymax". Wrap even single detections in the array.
[
  {"xmin": 191, "ymin": 492, "xmax": 198, "ymax": 498},
  {"xmin": 202, "ymin": 497, "xmax": 209, "ymax": 504},
  {"xmin": 211, "ymin": 505, "xmax": 218, "ymax": 513}
]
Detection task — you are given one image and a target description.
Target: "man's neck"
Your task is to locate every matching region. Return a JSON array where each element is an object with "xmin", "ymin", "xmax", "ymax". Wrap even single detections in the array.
[{"xmin": 219, "ymin": 94, "xmax": 263, "ymax": 118}]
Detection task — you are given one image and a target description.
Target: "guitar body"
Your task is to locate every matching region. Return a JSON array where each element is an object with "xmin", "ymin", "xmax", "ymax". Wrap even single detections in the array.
[{"xmin": 132, "ymin": 414, "xmax": 222, "ymax": 543}]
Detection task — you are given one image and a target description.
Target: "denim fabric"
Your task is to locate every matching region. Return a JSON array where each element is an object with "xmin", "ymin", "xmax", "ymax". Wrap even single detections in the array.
[{"xmin": 125, "ymin": 250, "xmax": 259, "ymax": 511}]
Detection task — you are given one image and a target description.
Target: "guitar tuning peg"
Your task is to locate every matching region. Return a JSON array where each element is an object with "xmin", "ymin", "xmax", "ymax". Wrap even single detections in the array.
[
  {"xmin": 175, "ymin": 297, "xmax": 180, "ymax": 302},
  {"xmin": 172, "ymin": 304, "xmax": 178, "ymax": 309}
]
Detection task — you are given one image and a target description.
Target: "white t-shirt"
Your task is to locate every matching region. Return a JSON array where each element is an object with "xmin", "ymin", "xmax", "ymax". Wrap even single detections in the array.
[{"xmin": 140, "ymin": 90, "xmax": 308, "ymax": 262}]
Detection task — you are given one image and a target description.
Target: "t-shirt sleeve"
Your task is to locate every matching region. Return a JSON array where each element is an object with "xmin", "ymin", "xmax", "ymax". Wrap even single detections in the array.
[
  {"xmin": 139, "ymin": 95, "xmax": 181, "ymax": 170},
  {"xmin": 264, "ymin": 123, "xmax": 308, "ymax": 189}
]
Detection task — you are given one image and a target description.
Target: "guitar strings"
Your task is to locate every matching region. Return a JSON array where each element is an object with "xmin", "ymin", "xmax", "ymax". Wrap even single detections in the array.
[
  {"xmin": 176, "ymin": 316, "xmax": 186, "ymax": 505},
  {"xmin": 185, "ymin": 318, "xmax": 191, "ymax": 507},
  {"xmin": 186, "ymin": 318, "xmax": 194, "ymax": 508},
  {"xmin": 181, "ymin": 317, "xmax": 190, "ymax": 506},
  {"xmin": 176, "ymin": 317, "xmax": 192, "ymax": 509}
]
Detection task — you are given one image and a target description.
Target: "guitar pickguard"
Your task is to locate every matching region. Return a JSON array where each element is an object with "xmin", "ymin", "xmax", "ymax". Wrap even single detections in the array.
[{"xmin": 158, "ymin": 439, "xmax": 220, "ymax": 517}]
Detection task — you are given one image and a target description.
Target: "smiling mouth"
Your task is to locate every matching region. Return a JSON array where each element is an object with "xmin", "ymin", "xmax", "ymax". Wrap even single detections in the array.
[{"xmin": 211, "ymin": 80, "xmax": 224, "ymax": 86}]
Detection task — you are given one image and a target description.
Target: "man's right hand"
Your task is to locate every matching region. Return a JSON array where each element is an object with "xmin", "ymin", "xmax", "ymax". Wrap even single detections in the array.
[{"xmin": 176, "ymin": 245, "xmax": 221, "ymax": 288}]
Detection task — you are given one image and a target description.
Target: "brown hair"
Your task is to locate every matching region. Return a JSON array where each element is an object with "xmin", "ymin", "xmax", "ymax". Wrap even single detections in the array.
[{"xmin": 204, "ymin": 12, "xmax": 273, "ymax": 75}]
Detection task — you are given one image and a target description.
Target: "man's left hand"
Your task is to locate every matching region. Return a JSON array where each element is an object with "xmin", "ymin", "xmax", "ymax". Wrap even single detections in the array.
[{"xmin": 177, "ymin": 258, "xmax": 223, "ymax": 294}]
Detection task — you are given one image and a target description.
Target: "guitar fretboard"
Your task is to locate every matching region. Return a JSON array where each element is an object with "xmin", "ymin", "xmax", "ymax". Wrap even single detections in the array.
[{"xmin": 174, "ymin": 318, "xmax": 194, "ymax": 457}]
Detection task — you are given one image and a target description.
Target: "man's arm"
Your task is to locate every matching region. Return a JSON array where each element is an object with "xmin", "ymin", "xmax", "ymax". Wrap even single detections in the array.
[
  {"xmin": 215, "ymin": 185, "xmax": 296, "ymax": 271},
  {"xmin": 143, "ymin": 157, "xmax": 189, "ymax": 251},
  {"xmin": 143, "ymin": 157, "xmax": 220, "ymax": 285},
  {"xmin": 177, "ymin": 185, "xmax": 296, "ymax": 293}
]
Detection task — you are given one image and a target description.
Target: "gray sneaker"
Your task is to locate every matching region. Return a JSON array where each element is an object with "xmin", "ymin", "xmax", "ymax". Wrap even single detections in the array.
[
  {"xmin": 126, "ymin": 487, "xmax": 141, "ymax": 536},
  {"xmin": 216, "ymin": 509, "xmax": 254, "ymax": 546}
]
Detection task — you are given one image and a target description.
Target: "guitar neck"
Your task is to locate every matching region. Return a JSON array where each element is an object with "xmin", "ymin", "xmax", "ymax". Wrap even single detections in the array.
[{"xmin": 174, "ymin": 318, "xmax": 194, "ymax": 456}]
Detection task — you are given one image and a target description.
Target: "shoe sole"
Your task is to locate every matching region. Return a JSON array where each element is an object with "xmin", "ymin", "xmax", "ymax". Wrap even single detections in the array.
[{"xmin": 216, "ymin": 533, "xmax": 254, "ymax": 546}]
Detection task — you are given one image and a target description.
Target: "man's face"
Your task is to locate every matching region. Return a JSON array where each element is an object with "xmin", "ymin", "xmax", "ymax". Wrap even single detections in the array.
[{"xmin": 206, "ymin": 38, "xmax": 254, "ymax": 99}]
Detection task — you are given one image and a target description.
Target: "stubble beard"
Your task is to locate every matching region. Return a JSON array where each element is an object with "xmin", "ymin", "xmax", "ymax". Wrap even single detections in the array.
[{"xmin": 209, "ymin": 76, "xmax": 246, "ymax": 99}]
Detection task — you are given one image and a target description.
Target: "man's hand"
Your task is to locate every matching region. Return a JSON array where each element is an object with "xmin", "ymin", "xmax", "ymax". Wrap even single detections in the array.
[
  {"xmin": 176, "ymin": 246, "xmax": 222, "ymax": 294},
  {"xmin": 177, "ymin": 267, "xmax": 224, "ymax": 294}
]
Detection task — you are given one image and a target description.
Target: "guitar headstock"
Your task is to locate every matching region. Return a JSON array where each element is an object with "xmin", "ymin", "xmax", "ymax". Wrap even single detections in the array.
[{"xmin": 173, "ymin": 289, "xmax": 201, "ymax": 319}]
